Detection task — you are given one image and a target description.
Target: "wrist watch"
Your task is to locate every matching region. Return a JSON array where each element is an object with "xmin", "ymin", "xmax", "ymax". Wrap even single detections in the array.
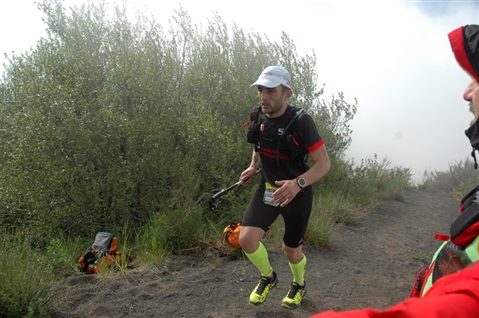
[{"xmin": 295, "ymin": 176, "xmax": 306, "ymax": 190}]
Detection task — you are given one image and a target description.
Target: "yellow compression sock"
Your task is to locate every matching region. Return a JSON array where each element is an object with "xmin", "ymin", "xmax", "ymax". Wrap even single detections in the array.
[
  {"xmin": 289, "ymin": 255, "xmax": 307, "ymax": 285},
  {"xmin": 245, "ymin": 242, "xmax": 273, "ymax": 277}
]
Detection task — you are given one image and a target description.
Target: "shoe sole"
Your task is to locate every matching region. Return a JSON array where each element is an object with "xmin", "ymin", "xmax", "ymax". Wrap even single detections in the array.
[
  {"xmin": 281, "ymin": 302, "xmax": 300, "ymax": 309},
  {"xmin": 281, "ymin": 289, "xmax": 306, "ymax": 310},
  {"xmin": 281, "ymin": 303, "xmax": 301, "ymax": 310}
]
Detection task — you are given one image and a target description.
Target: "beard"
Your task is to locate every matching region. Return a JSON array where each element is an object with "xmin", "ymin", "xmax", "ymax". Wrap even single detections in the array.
[{"xmin": 261, "ymin": 100, "xmax": 284, "ymax": 117}]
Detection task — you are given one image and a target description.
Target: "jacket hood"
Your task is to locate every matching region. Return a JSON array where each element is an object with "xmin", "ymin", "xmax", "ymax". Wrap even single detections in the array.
[
  {"xmin": 449, "ymin": 25, "xmax": 479, "ymax": 84},
  {"xmin": 449, "ymin": 25, "xmax": 479, "ymax": 168}
]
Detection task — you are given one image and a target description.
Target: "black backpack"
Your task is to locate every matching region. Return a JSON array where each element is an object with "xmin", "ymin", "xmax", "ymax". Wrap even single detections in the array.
[
  {"xmin": 245, "ymin": 106, "xmax": 308, "ymax": 166},
  {"xmin": 410, "ymin": 185, "xmax": 479, "ymax": 297}
]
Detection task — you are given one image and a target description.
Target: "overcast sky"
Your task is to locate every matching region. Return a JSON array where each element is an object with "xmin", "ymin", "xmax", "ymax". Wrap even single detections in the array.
[{"xmin": 2, "ymin": 0, "xmax": 479, "ymax": 182}]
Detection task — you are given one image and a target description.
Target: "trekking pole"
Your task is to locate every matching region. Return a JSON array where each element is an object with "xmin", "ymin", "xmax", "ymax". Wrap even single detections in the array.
[{"xmin": 208, "ymin": 169, "xmax": 261, "ymax": 212}]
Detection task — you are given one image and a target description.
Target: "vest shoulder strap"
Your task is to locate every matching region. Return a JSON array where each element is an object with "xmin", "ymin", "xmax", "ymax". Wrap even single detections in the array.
[{"xmin": 249, "ymin": 106, "xmax": 304, "ymax": 129}]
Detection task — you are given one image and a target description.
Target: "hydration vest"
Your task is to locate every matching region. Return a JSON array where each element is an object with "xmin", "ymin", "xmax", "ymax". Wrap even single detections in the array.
[
  {"xmin": 411, "ymin": 185, "xmax": 479, "ymax": 297},
  {"xmin": 245, "ymin": 105, "xmax": 308, "ymax": 167}
]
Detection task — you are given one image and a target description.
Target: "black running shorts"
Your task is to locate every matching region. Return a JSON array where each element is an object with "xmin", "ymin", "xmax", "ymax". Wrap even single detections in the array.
[{"xmin": 241, "ymin": 180, "xmax": 313, "ymax": 248}]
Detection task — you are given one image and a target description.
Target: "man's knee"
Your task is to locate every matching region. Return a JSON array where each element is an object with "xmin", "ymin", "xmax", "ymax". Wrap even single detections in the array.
[
  {"xmin": 282, "ymin": 243, "xmax": 303, "ymax": 263},
  {"xmin": 239, "ymin": 232, "xmax": 252, "ymax": 251},
  {"xmin": 239, "ymin": 226, "xmax": 264, "ymax": 253}
]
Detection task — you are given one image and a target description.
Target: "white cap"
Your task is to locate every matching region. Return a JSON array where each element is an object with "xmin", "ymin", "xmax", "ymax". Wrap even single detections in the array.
[{"xmin": 250, "ymin": 66, "xmax": 292, "ymax": 89}]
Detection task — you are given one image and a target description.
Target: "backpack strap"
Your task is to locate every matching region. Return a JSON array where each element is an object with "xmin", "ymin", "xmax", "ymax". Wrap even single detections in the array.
[
  {"xmin": 460, "ymin": 184, "xmax": 479, "ymax": 212},
  {"xmin": 250, "ymin": 107, "xmax": 261, "ymax": 123},
  {"xmin": 244, "ymin": 106, "xmax": 262, "ymax": 152},
  {"xmin": 240, "ymin": 107, "xmax": 261, "ymax": 129},
  {"xmin": 282, "ymin": 108, "xmax": 304, "ymax": 136},
  {"xmin": 244, "ymin": 106, "xmax": 306, "ymax": 165},
  {"xmin": 275, "ymin": 108, "xmax": 304, "ymax": 166},
  {"xmin": 451, "ymin": 186, "xmax": 479, "ymax": 248}
]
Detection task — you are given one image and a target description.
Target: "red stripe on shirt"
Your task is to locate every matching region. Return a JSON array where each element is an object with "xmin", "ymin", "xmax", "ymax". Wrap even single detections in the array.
[{"xmin": 308, "ymin": 139, "xmax": 324, "ymax": 153}]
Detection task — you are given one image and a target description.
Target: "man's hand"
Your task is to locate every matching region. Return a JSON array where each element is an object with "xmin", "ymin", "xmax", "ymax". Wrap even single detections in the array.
[
  {"xmin": 272, "ymin": 179, "xmax": 301, "ymax": 207},
  {"xmin": 240, "ymin": 167, "xmax": 259, "ymax": 186}
]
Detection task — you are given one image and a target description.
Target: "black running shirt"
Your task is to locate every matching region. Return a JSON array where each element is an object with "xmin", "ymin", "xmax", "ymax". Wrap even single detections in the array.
[{"xmin": 256, "ymin": 105, "xmax": 324, "ymax": 184}]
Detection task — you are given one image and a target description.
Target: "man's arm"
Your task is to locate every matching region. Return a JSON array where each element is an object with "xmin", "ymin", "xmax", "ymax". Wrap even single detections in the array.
[
  {"xmin": 272, "ymin": 144, "xmax": 330, "ymax": 207},
  {"xmin": 300, "ymin": 144, "xmax": 331, "ymax": 186},
  {"xmin": 240, "ymin": 150, "xmax": 261, "ymax": 186},
  {"xmin": 310, "ymin": 261, "xmax": 479, "ymax": 318},
  {"xmin": 310, "ymin": 292, "xmax": 479, "ymax": 318}
]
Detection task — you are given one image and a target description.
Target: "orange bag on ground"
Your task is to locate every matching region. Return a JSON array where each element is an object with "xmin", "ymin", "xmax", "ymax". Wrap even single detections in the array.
[
  {"xmin": 78, "ymin": 232, "xmax": 121, "ymax": 274},
  {"xmin": 221, "ymin": 223, "xmax": 242, "ymax": 249}
]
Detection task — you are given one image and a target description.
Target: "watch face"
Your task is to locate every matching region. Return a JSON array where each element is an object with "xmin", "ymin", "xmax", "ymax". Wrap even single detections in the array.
[{"xmin": 297, "ymin": 177, "xmax": 306, "ymax": 188}]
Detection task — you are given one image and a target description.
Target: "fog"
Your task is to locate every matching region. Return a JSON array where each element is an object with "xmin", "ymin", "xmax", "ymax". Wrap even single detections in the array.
[{"xmin": 2, "ymin": 0, "xmax": 479, "ymax": 182}]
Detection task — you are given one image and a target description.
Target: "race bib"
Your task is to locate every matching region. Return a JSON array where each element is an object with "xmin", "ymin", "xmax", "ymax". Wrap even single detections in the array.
[{"xmin": 263, "ymin": 182, "xmax": 279, "ymax": 207}]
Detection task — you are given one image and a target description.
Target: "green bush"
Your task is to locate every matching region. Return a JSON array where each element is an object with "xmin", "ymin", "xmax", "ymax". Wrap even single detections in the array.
[
  {"xmin": 0, "ymin": 1, "xmax": 418, "ymax": 310},
  {"xmin": 420, "ymin": 157, "xmax": 479, "ymax": 200},
  {"xmin": 306, "ymin": 190, "xmax": 357, "ymax": 247},
  {"xmin": 0, "ymin": 232, "xmax": 61, "ymax": 318},
  {"xmin": 0, "ymin": 0, "xmax": 355, "ymax": 243}
]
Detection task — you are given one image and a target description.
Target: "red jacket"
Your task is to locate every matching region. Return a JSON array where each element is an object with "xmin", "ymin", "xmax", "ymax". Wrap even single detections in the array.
[{"xmin": 310, "ymin": 261, "xmax": 479, "ymax": 318}]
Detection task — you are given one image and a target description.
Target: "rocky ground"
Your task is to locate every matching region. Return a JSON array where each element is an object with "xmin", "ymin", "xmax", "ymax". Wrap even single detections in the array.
[{"xmin": 52, "ymin": 188, "xmax": 459, "ymax": 318}]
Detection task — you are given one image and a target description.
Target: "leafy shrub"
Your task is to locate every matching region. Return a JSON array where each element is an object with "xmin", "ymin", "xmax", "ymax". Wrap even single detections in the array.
[
  {"xmin": 305, "ymin": 190, "xmax": 357, "ymax": 247},
  {"xmin": 420, "ymin": 157, "xmax": 479, "ymax": 199},
  {"xmin": 0, "ymin": 232, "xmax": 60, "ymax": 318},
  {"xmin": 0, "ymin": 1, "xmax": 355, "ymax": 244}
]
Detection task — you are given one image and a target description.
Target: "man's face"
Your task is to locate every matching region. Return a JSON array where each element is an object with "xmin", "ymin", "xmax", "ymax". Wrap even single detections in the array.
[
  {"xmin": 464, "ymin": 79, "xmax": 479, "ymax": 126},
  {"xmin": 257, "ymin": 85, "xmax": 291, "ymax": 118}
]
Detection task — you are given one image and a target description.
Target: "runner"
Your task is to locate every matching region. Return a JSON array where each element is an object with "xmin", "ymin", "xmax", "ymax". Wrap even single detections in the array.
[{"xmin": 239, "ymin": 65, "xmax": 331, "ymax": 309}]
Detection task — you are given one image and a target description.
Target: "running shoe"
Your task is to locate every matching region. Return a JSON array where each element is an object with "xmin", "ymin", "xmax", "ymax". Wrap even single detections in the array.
[
  {"xmin": 249, "ymin": 271, "xmax": 278, "ymax": 306},
  {"xmin": 281, "ymin": 281, "xmax": 306, "ymax": 309}
]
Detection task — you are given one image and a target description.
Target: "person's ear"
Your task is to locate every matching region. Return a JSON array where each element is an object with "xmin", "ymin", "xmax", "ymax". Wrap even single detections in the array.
[{"xmin": 285, "ymin": 89, "xmax": 293, "ymax": 101}]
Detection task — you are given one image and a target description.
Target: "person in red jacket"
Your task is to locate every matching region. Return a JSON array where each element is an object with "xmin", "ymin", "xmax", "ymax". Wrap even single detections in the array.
[
  {"xmin": 311, "ymin": 24, "xmax": 479, "ymax": 318},
  {"xmin": 311, "ymin": 261, "xmax": 479, "ymax": 318}
]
